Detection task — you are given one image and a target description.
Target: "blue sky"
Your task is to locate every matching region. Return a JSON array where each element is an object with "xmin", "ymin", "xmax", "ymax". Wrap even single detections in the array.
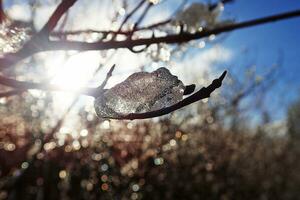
[
  {"xmin": 224, "ymin": 0, "xmax": 300, "ymax": 81},
  {"xmin": 222, "ymin": 0, "xmax": 300, "ymax": 119}
]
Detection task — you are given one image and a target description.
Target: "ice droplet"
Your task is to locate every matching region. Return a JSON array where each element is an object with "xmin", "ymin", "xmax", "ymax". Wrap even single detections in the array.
[{"xmin": 94, "ymin": 67, "xmax": 185, "ymax": 118}]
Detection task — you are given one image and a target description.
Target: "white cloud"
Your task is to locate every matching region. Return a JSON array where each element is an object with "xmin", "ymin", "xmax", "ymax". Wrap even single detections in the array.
[
  {"xmin": 169, "ymin": 45, "xmax": 233, "ymax": 85},
  {"xmin": 166, "ymin": 45, "xmax": 233, "ymax": 122}
]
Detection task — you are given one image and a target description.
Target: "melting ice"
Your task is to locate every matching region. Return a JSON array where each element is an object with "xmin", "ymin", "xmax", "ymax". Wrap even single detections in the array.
[{"xmin": 94, "ymin": 67, "xmax": 186, "ymax": 118}]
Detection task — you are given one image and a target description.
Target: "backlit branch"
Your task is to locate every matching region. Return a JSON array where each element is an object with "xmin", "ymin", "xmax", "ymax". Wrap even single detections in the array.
[
  {"xmin": 0, "ymin": 0, "xmax": 77, "ymax": 68},
  {"xmin": 1, "ymin": 8, "xmax": 300, "ymax": 69},
  {"xmin": 118, "ymin": 0, "xmax": 146, "ymax": 31},
  {"xmin": 43, "ymin": 9, "xmax": 300, "ymax": 52},
  {"xmin": 0, "ymin": 64, "xmax": 118, "ymax": 98},
  {"xmin": 40, "ymin": 0, "xmax": 77, "ymax": 34},
  {"xmin": 0, "ymin": 74, "xmax": 99, "ymax": 97},
  {"xmin": 96, "ymin": 64, "xmax": 116, "ymax": 93},
  {"xmin": 111, "ymin": 0, "xmax": 146, "ymax": 40}
]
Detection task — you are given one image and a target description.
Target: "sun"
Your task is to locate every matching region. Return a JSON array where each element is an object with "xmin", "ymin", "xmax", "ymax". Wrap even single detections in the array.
[
  {"xmin": 43, "ymin": 51, "xmax": 102, "ymax": 110},
  {"xmin": 50, "ymin": 51, "xmax": 101, "ymax": 90}
]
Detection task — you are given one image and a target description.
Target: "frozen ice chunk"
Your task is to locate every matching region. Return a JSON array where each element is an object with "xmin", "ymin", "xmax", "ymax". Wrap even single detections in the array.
[{"xmin": 94, "ymin": 67, "xmax": 186, "ymax": 118}]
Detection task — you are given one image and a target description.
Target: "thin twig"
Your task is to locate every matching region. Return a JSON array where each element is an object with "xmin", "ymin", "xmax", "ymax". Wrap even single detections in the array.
[
  {"xmin": 138, "ymin": 19, "xmax": 172, "ymax": 30},
  {"xmin": 95, "ymin": 64, "xmax": 116, "ymax": 93},
  {"xmin": 132, "ymin": 2, "xmax": 153, "ymax": 31},
  {"xmin": 111, "ymin": 0, "xmax": 146, "ymax": 40},
  {"xmin": 119, "ymin": 0, "xmax": 146, "ymax": 30},
  {"xmin": 51, "ymin": 29, "xmax": 131, "ymax": 37}
]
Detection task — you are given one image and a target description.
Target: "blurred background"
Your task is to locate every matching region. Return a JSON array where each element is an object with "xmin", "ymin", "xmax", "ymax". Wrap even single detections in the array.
[{"xmin": 1, "ymin": 0, "xmax": 300, "ymax": 199}]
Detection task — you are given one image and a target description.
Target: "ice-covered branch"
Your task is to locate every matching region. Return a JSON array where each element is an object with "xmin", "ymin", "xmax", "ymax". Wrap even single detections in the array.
[{"xmin": 107, "ymin": 71, "xmax": 227, "ymax": 120}]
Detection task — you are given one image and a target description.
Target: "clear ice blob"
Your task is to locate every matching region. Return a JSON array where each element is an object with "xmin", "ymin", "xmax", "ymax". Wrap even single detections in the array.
[{"xmin": 94, "ymin": 67, "xmax": 186, "ymax": 118}]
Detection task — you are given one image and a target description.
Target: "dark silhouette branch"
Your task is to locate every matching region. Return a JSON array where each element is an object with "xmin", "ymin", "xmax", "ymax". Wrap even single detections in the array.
[
  {"xmin": 0, "ymin": 0, "xmax": 6, "ymax": 23},
  {"xmin": 40, "ymin": 0, "xmax": 77, "ymax": 34},
  {"xmin": 0, "ymin": 64, "xmax": 118, "ymax": 98},
  {"xmin": 132, "ymin": 2, "xmax": 153, "ymax": 31},
  {"xmin": 138, "ymin": 19, "xmax": 172, "ymax": 30},
  {"xmin": 26, "ymin": 9, "xmax": 300, "ymax": 53},
  {"xmin": 47, "ymin": 9, "xmax": 300, "ymax": 51},
  {"xmin": 111, "ymin": 0, "xmax": 146, "ymax": 40},
  {"xmin": 95, "ymin": 64, "xmax": 115, "ymax": 94},
  {"xmin": 0, "ymin": 75, "xmax": 99, "ymax": 97},
  {"xmin": 51, "ymin": 29, "xmax": 131, "ymax": 37},
  {"xmin": 0, "ymin": 0, "xmax": 77, "ymax": 69},
  {"xmin": 49, "ymin": 0, "xmax": 231, "ymax": 36},
  {"xmin": 109, "ymin": 71, "xmax": 227, "ymax": 120},
  {"xmin": 1, "ymin": 8, "xmax": 300, "ymax": 69},
  {"xmin": 118, "ymin": 0, "xmax": 146, "ymax": 30}
]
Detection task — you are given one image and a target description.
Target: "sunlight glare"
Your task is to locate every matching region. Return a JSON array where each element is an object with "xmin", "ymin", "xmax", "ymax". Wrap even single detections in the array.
[
  {"xmin": 48, "ymin": 52, "xmax": 101, "ymax": 110},
  {"xmin": 51, "ymin": 52, "xmax": 100, "ymax": 90}
]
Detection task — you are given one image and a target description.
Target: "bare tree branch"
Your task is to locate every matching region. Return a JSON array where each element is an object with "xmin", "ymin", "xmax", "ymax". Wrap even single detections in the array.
[
  {"xmin": 0, "ymin": 0, "xmax": 77, "ymax": 69},
  {"xmin": 51, "ymin": 0, "xmax": 233, "ymax": 38},
  {"xmin": 0, "ymin": 0, "xmax": 6, "ymax": 23},
  {"xmin": 43, "ymin": 9, "xmax": 300, "ymax": 51},
  {"xmin": 0, "ymin": 64, "xmax": 118, "ymax": 98},
  {"xmin": 138, "ymin": 18, "xmax": 172, "ymax": 30},
  {"xmin": 1, "ymin": 8, "xmax": 300, "ymax": 69},
  {"xmin": 51, "ymin": 29, "xmax": 131, "ymax": 37},
  {"xmin": 109, "ymin": 71, "xmax": 227, "ymax": 120},
  {"xmin": 120, "ymin": 0, "xmax": 146, "ymax": 29},
  {"xmin": 40, "ymin": 0, "xmax": 77, "ymax": 35},
  {"xmin": 0, "ymin": 74, "xmax": 99, "ymax": 97},
  {"xmin": 132, "ymin": 2, "xmax": 153, "ymax": 31},
  {"xmin": 111, "ymin": 0, "xmax": 146, "ymax": 40}
]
